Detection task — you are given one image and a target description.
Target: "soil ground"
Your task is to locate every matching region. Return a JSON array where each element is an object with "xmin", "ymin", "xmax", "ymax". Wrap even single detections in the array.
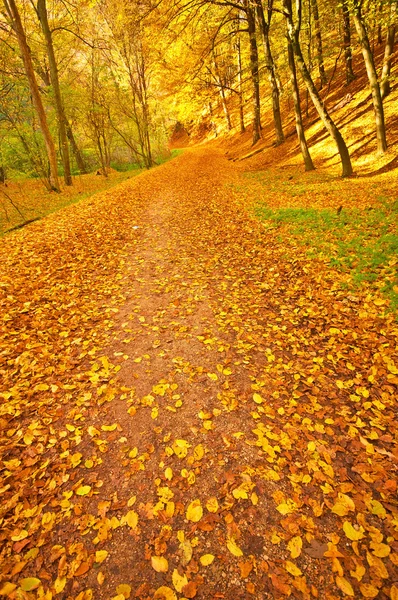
[{"xmin": 0, "ymin": 147, "xmax": 397, "ymax": 600}]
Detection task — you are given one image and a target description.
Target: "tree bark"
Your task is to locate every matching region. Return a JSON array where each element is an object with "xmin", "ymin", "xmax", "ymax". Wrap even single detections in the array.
[
  {"xmin": 380, "ymin": 1, "xmax": 397, "ymax": 99},
  {"xmin": 244, "ymin": 0, "xmax": 261, "ymax": 144},
  {"xmin": 236, "ymin": 34, "xmax": 245, "ymax": 133},
  {"xmin": 311, "ymin": 0, "xmax": 327, "ymax": 87},
  {"xmin": 213, "ymin": 54, "xmax": 232, "ymax": 130},
  {"xmin": 255, "ymin": 0, "xmax": 284, "ymax": 144},
  {"xmin": 342, "ymin": 0, "xmax": 355, "ymax": 83},
  {"xmin": 284, "ymin": 0, "xmax": 353, "ymax": 177},
  {"xmin": 36, "ymin": 0, "xmax": 72, "ymax": 185},
  {"xmin": 287, "ymin": 37, "xmax": 314, "ymax": 171},
  {"xmin": 3, "ymin": 0, "xmax": 60, "ymax": 191},
  {"xmin": 352, "ymin": 1, "xmax": 387, "ymax": 153},
  {"xmin": 66, "ymin": 122, "xmax": 88, "ymax": 174}
]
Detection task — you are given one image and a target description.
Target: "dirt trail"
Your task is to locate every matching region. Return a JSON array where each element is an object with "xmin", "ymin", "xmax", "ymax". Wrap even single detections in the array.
[{"xmin": 0, "ymin": 148, "xmax": 397, "ymax": 600}]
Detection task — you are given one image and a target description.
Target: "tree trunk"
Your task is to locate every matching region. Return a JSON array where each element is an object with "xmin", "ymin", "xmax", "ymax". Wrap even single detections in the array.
[
  {"xmin": 352, "ymin": 2, "xmax": 387, "ymax": 153},
  {"xmin": 213, "ymin": 55, "xmax": 232, "ymax": 131},
  {"xmin": 380, "ymin": 1, "xmax": 397, "ymax": 99},
  {"xmin": 284, "ymin": 0, "xmax": 353, "ymax": 177},
  {"xmin": 342, "ymin": 0, "xmax": 355, "ymax": 83},
  {"xmin": 311, "ymin": 0, "xmax": 327, "ymax": 87},
  {"xmin": 66, "ymin": 122, "xmax": 88, "ymax": 174},
  {"xmin": 236, "ymin": 35, "xmax": 245, "ymax": 133},
  {"xmin": 255, "ymin": 0, "xmax": 284, "ymax": 144},
  {"xmin": 244, "ymin": 0, "xmax": 261, "ymax": 144},
  {"xmin": 287, "ymin": 37, "xmax": 315, "ymax": 171},
  {"xmin": 36, "ymin": 0, "xmax": 72, "ymax": 185},
  {"xmin": 3, "ymin": 0, "xmax": 60, "ymax": 191}
]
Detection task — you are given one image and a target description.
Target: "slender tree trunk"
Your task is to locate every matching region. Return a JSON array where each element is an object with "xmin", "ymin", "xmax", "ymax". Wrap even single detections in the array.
[
  {"xmin": 213, "ymin": 55, "xmax": 232, "ymax": 130},
  {"xmin": 66, "ymin": 122, "xmax": 87, "ymax": 174},
  {"xmin": 287, "ymin": 38, "xmax": 315, "ymax": 171},
  {"xmin": 352, "ymin": 1, "xmax": 387, "ymax": 153},
  {"xmin": 3, "ymin": 0, "xmax": 60, "ymax": 191},
  {"xmin": 284, "ymin": 0, "xmax": 353, "ymax": 177},
  {"xmin": 36, "ymin": 0, "xmax": 72, "ymax": 185},
  {"xmin": 380, "ymin": 1, "xmax": 397, "ymax": 99},
  {"xmin": 342, "ymin": 0, "xmax": 355, "ymax": 83},
  {"xmin": 236, "ymin": 35, "xmax": 245, "ymax": 133},
  {"xmin": 244, "ymin": 0, "xmax": 261, "ymax": 144},
  {"xmin": 311, "ymin": 0, "xmax": 327, "ymax": 87},
  {"xmin": 255, "ymin": 0, "xmax": 284, "ymax": 144}
]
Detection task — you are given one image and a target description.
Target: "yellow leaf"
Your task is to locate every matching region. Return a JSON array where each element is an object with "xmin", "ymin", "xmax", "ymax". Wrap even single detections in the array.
[
  {"xmin": 19, "ymin": 578, "xmax": 41, "ymax": 592},
  {"xmin": 151, "ymin": 556, "xmax": 169, "ymax": 573},
  {"xmin": 207, "ymin": 373, "xmax": 218, "ymax": 381},
  {"xmin": 343, "ymin": 521, "xmax": 365, "ymax": 541},
  {"xmin": 200, "ymin": 554, "xmax": 215, "ymax": 566},
  {"xmin": 359, "ymin": 584, "xmax": 379, "ymax": 598},
  {"xmin": 253, "ymin": 393, "xmax": 263, "ymax": 404},
  {"xmin": 0, "ymin": 583, "xmax": 17, "ymax": 595},
  {"xmin": 193, "ymin": 444, "xmax": 204, "ymax": 460},
  {"xmin": 251, "ymin": 492, "xmax": 258, "ymax": 506},
  {"xmin": 331, "ymin": 493, "xmax": 355, "ymax": 516},
  {"xmin": 285, "ymin": 561, "xmax": 302, "ymax": 577},
  {"xmin": 391, "ymin": 585, "xmax": 398, "ymax": 600},
  {"xmin": 101, "ymin": 423, "xmax": 117, "ymax": 431},
  {"xmin": 179, "ymin": 539, "xmax": 193, "ymax": 565},
  {"xmin": 165, "ymin": 467, "xmax": 173, "ymax": 481},
  {"xmin": 154, "ymin": 586, "xmax": 177, "ymax": 600},
  {"xmin": 11, "ymin": 530, "xmax": 28, "ymax": 541},
  {"xmin": 370, "ymin": 542, "xmax": 390, "ymax": 558},
  {"xmin": 276, "ymin": 501, "xmax": 296, "ymax": 515},
  {"xmin": 127, "ymin": 496, "xmax": 136, "ymax": 507},
  {"xmin": 97, "ymin": 572, "xmax": 105, "ymax": 585},
  {"xmin": 366, "ymin": 552, "xmax": 388, "ymax": 579},
  {"xmin": 125, "ymin": 510, "xmax": 138, "ymax": 529},
  {"xmin": 172, "ymin": 569, "xmax": 188, "ymax": 592},
  {"xmin": 153, "ymin": 383, "xmax": 169, "ymax": 396},
  {"xmin": 151, "ymin": 407, "xmax": 159, "ymax": 419},
  {"xmin": 287, "ymin": 536, "xmax": 302, "ymax": 559},
  {"xmin": 172, "ymin": 439, "xmax": 191, "ymax": 458},
  {"xmin": 116, "ymin": 584, "xmax": 131, "ymax": 598},
  {"xmin": 226, "ymin": 537, "xmax": 243, "ymax": 557},
  {"xmin": 54, "ymin": 577, "xmax": 67, "ymax": 593},
  {"xmin": 335, "ymin": 576, "xmax": 354, "ymax": 596},
  {"xmin": 206, "ymin": 497, "xmax": 219, "ymax": 513},
  {"xmin": 95, "ymin": 550, "xmax": 108, "ymax": 563},
  {"xmin": 76, "ymin": 485, "xmax": 91, "ymax": 496},
  {"xmin": 186, "ymin": 499, "xmax": 203, "ymax": 522}
]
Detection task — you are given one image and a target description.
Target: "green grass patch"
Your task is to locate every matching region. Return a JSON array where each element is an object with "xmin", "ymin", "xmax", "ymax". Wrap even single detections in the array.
[{"xmin": 255, "ymin": 202, "xmax": 398, "ymax": 311}]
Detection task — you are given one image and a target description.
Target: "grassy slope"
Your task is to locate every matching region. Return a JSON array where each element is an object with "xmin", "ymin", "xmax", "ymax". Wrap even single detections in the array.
[{"xmin": 210, "ymin": 45, "xmax": 398, "ymax": 312}]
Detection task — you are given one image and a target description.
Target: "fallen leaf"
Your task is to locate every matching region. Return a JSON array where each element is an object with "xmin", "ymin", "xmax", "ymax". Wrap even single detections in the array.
[
  {"xmin": 186, "ymin": 499, "xmax": 203, "ymax": 522},
  {"xmin": 151, "ymin": 556, "xmax": 169, "ymax": 573}
]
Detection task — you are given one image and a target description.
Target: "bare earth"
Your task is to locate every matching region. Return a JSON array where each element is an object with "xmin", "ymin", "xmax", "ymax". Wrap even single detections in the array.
[{"xmin": 0, "ymin": 148, "xmax": 397, "ymax": 600}]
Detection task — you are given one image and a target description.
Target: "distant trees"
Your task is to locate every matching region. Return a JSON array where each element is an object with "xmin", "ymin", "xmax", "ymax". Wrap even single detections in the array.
[
  {"xmin": 3, "ymin": 0, "xmax": 60, "ymax": 190},
  {"xmin": 0, "ymin": 0, "xmax": 396, "ymax": 186}
]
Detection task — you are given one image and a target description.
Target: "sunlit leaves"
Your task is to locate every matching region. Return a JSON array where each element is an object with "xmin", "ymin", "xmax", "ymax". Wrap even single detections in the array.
[
  {"xmin": 226, "ymin": 537, "xmax": 243, "ymax": 557},
  {"xmin": 186, "ymin": 499, "xmax": 203, "ymax": 522},
  {"xmin": 151, "ymin": 556, "xmax": 169, "ymax": 573},
  {"xmin": 200, "ymin": 554, "xmax": 215, "ymax": 566},
  {"xmin": 19, "ymin": 578, "xmax": 41, "ymax": 591},
  {"xmin": 343, "ymin": 521, "xmax": 365, "ymax": 541}
]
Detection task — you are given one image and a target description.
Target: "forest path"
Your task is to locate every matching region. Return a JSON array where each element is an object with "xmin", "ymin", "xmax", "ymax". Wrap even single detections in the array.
[{"xmin": 0, "ymin": 147, "xmax": 397, "ymax": 600}]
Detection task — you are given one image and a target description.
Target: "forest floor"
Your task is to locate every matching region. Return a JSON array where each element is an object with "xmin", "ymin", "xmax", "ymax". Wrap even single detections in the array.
[{"xmin": 0, "ymin": 146, "xmax": 398, "ymax": 600}]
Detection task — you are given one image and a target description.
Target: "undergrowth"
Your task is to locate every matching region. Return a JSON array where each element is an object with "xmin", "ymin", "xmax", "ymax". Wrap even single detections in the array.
[{"xmin": 255, "ymin": 200, "xmax": 398, "ymax": 311}]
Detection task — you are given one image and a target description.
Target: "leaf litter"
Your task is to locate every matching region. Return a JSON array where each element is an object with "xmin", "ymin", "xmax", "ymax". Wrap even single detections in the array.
[{"xmin": 0, "ymin": 147, "xmax": 397, "ymax": 599}]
